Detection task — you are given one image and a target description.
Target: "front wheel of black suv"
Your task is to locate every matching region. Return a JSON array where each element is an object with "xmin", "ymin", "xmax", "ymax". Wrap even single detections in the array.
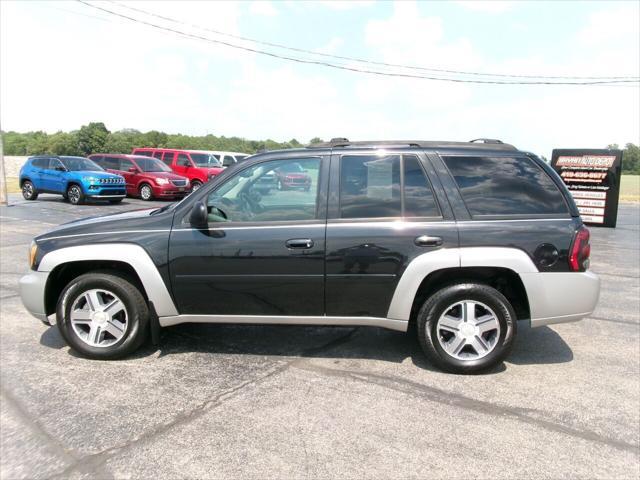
[
  {"xmin": 56, "ymin": 272, "xmax": 149, "ymax": 360},
  {"xmin": 416, "ymin": 283, "xmax": 516, "ymax": 374}
]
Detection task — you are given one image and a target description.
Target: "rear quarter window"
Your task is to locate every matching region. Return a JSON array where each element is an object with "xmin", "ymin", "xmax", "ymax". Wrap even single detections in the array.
[{"xmin": 442, "ymin": 155, "xmax": 568, "ymax": 217}]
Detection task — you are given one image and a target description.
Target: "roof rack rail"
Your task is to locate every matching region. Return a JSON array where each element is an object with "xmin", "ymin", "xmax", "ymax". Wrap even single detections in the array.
[
  {"xmin": 307, "ymin": 138, "xmax": 517, "ymax": 151},
  {"xmin": 469, "ymin": 138, "xmax": 504, "ymax": 144}
]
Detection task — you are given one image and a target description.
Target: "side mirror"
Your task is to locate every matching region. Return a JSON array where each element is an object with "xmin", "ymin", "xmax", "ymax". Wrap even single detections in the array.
[
  {"xmin": 128, "ymin": 167, "xmax": 138, "ymax": 173},
  {"xmin": 189, "ymin": 201, "xmax": 208, "ymax": 228},
  {"xmin": 55, "ymin": 166, "xmax": 66, "ymax": 172}
]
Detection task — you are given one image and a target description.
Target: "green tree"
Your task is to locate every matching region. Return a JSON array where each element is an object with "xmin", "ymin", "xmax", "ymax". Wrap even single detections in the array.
[
  {"xmin": 308, "ymin": 137, "xmax": 323, "ymax": 145},
  {"xmin": 77, "ymin": 122, "xmax": 110, "ymax": 155},
  {"xmin": 48, "ymin": 131, "xmax": 80, "ymax": 155},
  {"xmin": 622, "ymin": 143, "xmax": 639, "ymax": 174}
]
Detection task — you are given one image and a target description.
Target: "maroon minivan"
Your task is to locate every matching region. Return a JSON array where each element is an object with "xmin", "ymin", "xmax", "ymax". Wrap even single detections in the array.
[{"xmin": 89, "ymin": 154, "xmax": 190, "ymax": 200}]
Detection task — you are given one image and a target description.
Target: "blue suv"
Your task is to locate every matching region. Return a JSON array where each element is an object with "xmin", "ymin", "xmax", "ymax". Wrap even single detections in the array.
[{"xmin": 20, "ymin": 156, "xmax": 126, "ymax": 205}]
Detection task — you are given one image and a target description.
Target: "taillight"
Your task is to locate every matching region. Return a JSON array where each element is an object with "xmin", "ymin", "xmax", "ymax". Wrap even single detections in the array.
[{"xmin": 569, "ymin": 226, "xmax": 591, "ymax": 272}]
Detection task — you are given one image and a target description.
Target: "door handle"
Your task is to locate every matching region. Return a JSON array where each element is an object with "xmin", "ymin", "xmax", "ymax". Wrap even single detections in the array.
[
  {"xmin": 286, "ymin": 238, "xmax": 314, "ymax": 249},
  {"xmin": 415, "ymin": 235, "xmax": 443, "ymax": 247}
]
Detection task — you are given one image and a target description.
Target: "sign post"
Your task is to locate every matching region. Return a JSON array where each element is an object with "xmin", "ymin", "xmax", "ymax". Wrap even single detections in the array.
[{"xmin": 551, "ymin": 148, "xmax": 622, "ymax": 228}]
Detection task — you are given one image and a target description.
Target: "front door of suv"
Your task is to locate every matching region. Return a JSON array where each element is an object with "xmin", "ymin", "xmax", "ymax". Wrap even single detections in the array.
[
  {"xmin": 325, "ymin": 151, "xmax": 458, "ymax": 318},
  {"xmin": 41, "ymin": 158, "xmax": 66, "ymax": 193},
  {"xmin": 169, "ymin": 155, "xmax": 329, "ymax": 316}
]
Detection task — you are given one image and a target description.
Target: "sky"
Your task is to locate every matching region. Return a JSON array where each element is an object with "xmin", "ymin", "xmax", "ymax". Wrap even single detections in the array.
[{"xmin": 1, "ymin": 0, "xmax": 639, "ymax": 157}]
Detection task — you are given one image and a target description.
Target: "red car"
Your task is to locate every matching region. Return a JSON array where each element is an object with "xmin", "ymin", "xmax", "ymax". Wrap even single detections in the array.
[
  {"xmin": 275, "ymin": 162, "xmax": 312, "ymax": 191},
  {"xmin": 89, "ymin": 154, "xmax": 190, "ymax": 200},
  {"xmin": 131, "ymin": 148, "xmax": 224, "ymax": 191}
]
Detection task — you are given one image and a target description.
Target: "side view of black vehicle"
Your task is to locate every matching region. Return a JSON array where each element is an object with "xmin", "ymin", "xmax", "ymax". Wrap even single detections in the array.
[{"xmin": 19, "ymin": 138, "xmax": 600, "ymax": 373}]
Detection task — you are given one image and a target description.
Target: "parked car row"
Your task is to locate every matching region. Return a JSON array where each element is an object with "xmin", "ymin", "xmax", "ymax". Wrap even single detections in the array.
[{"xmin": 19, "ymin": 148, "xmax": 252, "ymax": 204}]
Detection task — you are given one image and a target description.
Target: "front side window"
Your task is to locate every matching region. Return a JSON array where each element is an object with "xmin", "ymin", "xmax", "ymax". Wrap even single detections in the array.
[
  {"xmin": 206, "ymin": 157, "xmax": 321, "ymax": 223},
  {"xmin": 442, "ymin": 156, "xmax": 569, "ymax": 216},
  {"xmin": 60, "ymin": 157, "xmax": 104, "ymax": 172},
  {"xmin": 120, "ymin": 159, "xmax": 135, "ymax": 171},
  {"xmin": 191, "ymin": 153, "xmax": 222, "ymax": 167},
  {"xmin": 135, "ymin": 157, "xmax": 172, "ymax": 172},
  {"xmin": 101, "ymin": 156, "xmax": 120, "ymax": 170},
  {"xmin": 153, "ymin": 151, "xmax": 163, "ymax": 160},
  {"xmin": 176, "ymin": 154, "xmax": 191, "ymax": 167}
]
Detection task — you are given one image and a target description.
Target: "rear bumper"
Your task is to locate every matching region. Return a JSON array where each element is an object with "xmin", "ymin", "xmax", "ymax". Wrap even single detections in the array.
[
  {"xmin": 521, "ymin": 271, "xmax": 600, "ymax": 327},
  {"xmin": 18, "ymin": 271, "xmax": 51, "ymax": 324}
]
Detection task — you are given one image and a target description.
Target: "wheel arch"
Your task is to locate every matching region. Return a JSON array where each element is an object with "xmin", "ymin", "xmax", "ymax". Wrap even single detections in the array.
[
  {"xmin": 38, "ymin": 243, "xmax": 178, "ymax": 317},
  {"xmin": 386, "ymin": 247, "xmax": 535, "ymax": 322}
]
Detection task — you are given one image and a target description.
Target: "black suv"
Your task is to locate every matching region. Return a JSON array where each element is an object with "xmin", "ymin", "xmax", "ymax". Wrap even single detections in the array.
[{"xmin": 19, "ymin": 139, "xmax": 600, "ymax": 373}]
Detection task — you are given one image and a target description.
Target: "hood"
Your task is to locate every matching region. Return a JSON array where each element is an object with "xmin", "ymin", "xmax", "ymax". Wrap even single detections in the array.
[
  {"xmin": 37, "ymin": 208, "xmax": 160, "ymax": 241},
  {"xmin": 142, "ymin": 171, "xmax": 188, "ymax": 180},
  {"xmin": 77, "ymin": 170, "xmax": 124, "ymax": 179},
  {"xmin": 205, "ymin": 167, "xmax": 224, "ymax": 174}
]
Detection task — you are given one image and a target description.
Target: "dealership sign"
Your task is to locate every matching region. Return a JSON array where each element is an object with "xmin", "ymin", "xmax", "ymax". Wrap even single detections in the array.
[{"xmin": 551, "ymin": 149, "xmax": 622, "ymax": 228}]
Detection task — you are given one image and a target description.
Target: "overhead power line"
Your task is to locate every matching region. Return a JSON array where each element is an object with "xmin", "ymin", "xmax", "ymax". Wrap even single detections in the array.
[
  {"xmin": 108, "ymin": 0, "xmax": 639, "ymax": 82},
  {"xmin": 77, "ymin": 1, "xmax": 639, "ymax": 86}
]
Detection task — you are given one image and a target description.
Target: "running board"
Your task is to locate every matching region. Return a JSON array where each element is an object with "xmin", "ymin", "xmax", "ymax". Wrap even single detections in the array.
[{"xmin": 158, "ymin": 314, "xmax": 409, "ymax": 332}]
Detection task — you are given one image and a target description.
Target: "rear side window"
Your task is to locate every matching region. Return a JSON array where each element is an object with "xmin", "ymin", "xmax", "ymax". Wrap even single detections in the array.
[
  {"xmin": 31, "ymin": 158, "xmax": 48, "ymax": 168},
  {"xmin": 403, "ymin": 155, "xmax": 439, "ymax": 217},
  {"xmin": 442, "ymin": 156, "xmax": 568, "ymax": 217},
  {"xmin": 339, "ymin": 154, "xmax": 441, "ymax": 219},
  {"xmin": 153, "ymin": 151, "xmax": 163, "ymax": 160},
  {"xmin": 135, "ymin": 151, "xmax": 153, "ymax": 157}
]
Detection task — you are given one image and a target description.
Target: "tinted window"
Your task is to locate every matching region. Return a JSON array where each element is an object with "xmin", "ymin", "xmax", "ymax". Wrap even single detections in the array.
[
  {"xmin": 31, "ymin": 158, "xmax": 48, "ymax": 168},
  {"xmin": 207, "ymin": 157, "xmax": 321, "ymax": 223},
  {"xmin": 136, "ymin": 151, "xmax": 153, "ymax": 157},
  {"xmin": 135, "ymin": 157, "xmax": 172, "ymax": 172},
  {"xmin": 403, "ymin": 155, "xmax": 439, "ymax": 217},
  {"xmin": 442, "ymin": 156, "xmax": 568, "ymax": 216},
  {"xmin": 176, "ymin": 154, "xmax": 190, "ymax": 166},
  {"xmin": 153, "ymin": 151, "xmax": 163, "ymax": 160},
  {"xmin": 50, "ymin": 159, "xmax": 65, "ymax": 171},
  {"xmin": 222, "ymin": 155, "xmax": 235, "ymax": 167},
  {"xmin": 190, "ymin": 153, "xmax": 221, "ymax": 167},
  {"xmin": 121, "ymin": 159, "xmax": 135, "ymax": 171},
  {"xmin": 340, "ymin": 155, "xmax": 401, "ymax": 218},
  {"xmin": 163, "ymin": 152, "xmax": 175, "ymax": 165},
  {"xmin": 101, "ymin": 156, "xmax": 120, "ymax": 170}
]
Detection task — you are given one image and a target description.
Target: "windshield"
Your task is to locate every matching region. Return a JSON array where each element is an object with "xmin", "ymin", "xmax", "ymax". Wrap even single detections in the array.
[
  {"xmin": 60, "ymin": 157, "xmax": 104, "ymax": 172},
  {"xmin": 236, "ymin": 155, "xmax": 248, "ymax": 162},
  {"xmin": 134, "ymin": 157, "xmax": 172, "ymax": 172},
  {"xmin": 190, "ymin": 153, "xmax": 222, "ymax": 168}
]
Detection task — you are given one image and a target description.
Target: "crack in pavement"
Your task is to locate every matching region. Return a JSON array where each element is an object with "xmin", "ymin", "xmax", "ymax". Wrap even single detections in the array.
[
  {"xmin": 291, "ymin": 362, "xmax": 640, "ymax": 455},
  {"xmin": 44, "ymin": 328, "xmax": 359, "ymax": 479}
]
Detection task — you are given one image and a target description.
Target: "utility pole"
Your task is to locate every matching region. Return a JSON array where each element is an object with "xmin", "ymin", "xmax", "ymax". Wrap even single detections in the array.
[{"xmin": 0, "ymin": 133, "xmax": 7, "ymax": 206}]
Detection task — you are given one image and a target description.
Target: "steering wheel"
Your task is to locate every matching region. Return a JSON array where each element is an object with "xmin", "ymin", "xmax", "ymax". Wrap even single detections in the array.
[{"xmin": 238, "ymin": 191, "xmax": 264, "ymax": 216}]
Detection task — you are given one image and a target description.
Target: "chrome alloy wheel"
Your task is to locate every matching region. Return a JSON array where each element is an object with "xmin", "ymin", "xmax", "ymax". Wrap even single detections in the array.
[
  {"xmin": 436, "ymin": 301, "xmax": 500, "ymax": 360},
  {"xmin": 140, "ymin": 184, "xmax": 153, "ymax": 200},
  {"xmin": 70, "ymin": 289, "xmax": 128, "ymax": 347},
  {"xmin": 68, "ymin": 185, "xmax": 81, "ymax": 204},
  {"xmin": 22, "ymin": 182, "xmax": 34, "ymax": 198}
]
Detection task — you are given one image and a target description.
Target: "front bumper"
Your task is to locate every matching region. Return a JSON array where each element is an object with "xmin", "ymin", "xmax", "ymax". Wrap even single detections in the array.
[
  {"xmin": 19, "ymin": 271, "xmax": 51, "ymax": 324},
  {"xmin": 521, "ymin": 271, "xmax": 600, "ymax": 327}
]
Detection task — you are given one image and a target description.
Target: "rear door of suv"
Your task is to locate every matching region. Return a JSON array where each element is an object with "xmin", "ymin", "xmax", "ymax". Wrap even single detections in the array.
[{"xmin": 325, "ymin": 149, "xmax": 458, "ymax": 318}]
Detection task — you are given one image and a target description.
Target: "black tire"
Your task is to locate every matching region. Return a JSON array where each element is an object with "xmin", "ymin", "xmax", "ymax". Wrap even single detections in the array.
[
  {"xmin": 21, "ymin": 180, "xmax": 38, "ymax": 200},
  {"xmin": 416, "ymin": 283, "xmax": 517, "ymax": 374},
  {"xmin": 191, "ymin": 180, "xmax": 203, "ymax": 192},
  {"xmin": 108, "ymin": 198, "xmax": 123, "ymax": 204},
  {"xmin": 56, "ymin": 272, "xmax": 149, "ymax": 360},
  {"xmin": 67, "ymin": 184, "xmax": 85, "ymax": 205},
  {"xmin": 139, "ymin": 183, "xmax": 153, "ymax": 201}
]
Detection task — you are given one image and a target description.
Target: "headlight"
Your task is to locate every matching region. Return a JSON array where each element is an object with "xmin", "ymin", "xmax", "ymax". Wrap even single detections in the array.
[
  {"xmin": 83, "ymin": 176, "xmax": 98, "ymax": 183},
  {"xmin": 156, "ymin": 178, "xmax": 169, "ymax": 185},
  {"xmin": 29, "ymin": 241, "xmax": 38, "ymax": 269}
]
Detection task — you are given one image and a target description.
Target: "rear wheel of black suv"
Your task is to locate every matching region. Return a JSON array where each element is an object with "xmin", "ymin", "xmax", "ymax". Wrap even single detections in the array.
[
  {"xmin": 56, "ymin": 272, "xmax": 149, "ymax": 360},
  {"xmin": 417, "ymin": 283, "xmax": 516, "ymax": 374},
  {"xmin": 22, "ymin": 180, "xmax": 38, "ymax": 200}
]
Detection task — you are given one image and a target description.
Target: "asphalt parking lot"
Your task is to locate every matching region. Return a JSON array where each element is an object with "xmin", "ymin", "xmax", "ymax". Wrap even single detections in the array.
[{"xmin": 1, "ymin": 194, "xmax": 638, "ymax": 479}]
